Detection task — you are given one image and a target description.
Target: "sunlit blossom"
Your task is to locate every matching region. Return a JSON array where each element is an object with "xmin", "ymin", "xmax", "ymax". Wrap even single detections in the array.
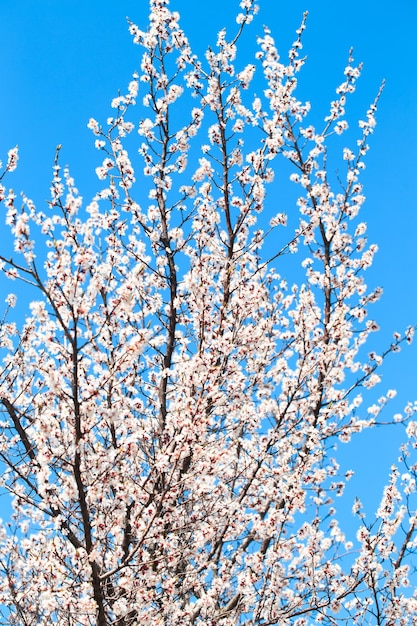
[{"xmin": 0, "ymin": 2, "xmax": 414, "ymax": 625}]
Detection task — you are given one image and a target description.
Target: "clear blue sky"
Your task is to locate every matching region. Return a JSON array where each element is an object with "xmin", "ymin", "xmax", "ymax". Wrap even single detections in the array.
[{"xmin": 0, "ymin": 0, "xmax": 416, "ymax": 526}]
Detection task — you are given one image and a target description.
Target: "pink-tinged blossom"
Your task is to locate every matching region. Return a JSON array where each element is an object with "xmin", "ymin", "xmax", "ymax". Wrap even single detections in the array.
[
  {"xmin": 0, "ymin": 3, "xmax": 415, "ymax": 625},
  {"xmin": 5, "ymin": 293, "xmax": 16, "ymax": 308},
  {"xmin": 6, "ymin": 146, "xmax": 18, "ymax": 171},
  {"xmin": 87, "ymin": 117, "xmax": 100, "ymax": 135},
  {"xmin": 237, "ymin": 63, "xmax": 256, "ymax": 88}
]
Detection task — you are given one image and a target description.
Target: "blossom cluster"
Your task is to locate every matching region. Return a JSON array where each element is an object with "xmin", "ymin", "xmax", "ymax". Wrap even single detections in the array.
[{"xmin": 0, "ymin": 1, "xmax": 415, "ymax": 625}]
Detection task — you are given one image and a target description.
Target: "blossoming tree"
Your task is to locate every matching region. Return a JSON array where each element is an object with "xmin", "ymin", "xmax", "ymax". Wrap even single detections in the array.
[{"xmin": 0, "ymin": 0, "xmax": 416, "ymax": 624}]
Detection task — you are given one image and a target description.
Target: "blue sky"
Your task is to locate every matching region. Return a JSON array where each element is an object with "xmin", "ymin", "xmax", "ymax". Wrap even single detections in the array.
[{"xmin": 0, "ymin": 0, "xmax": 416, "ymax": 526}]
